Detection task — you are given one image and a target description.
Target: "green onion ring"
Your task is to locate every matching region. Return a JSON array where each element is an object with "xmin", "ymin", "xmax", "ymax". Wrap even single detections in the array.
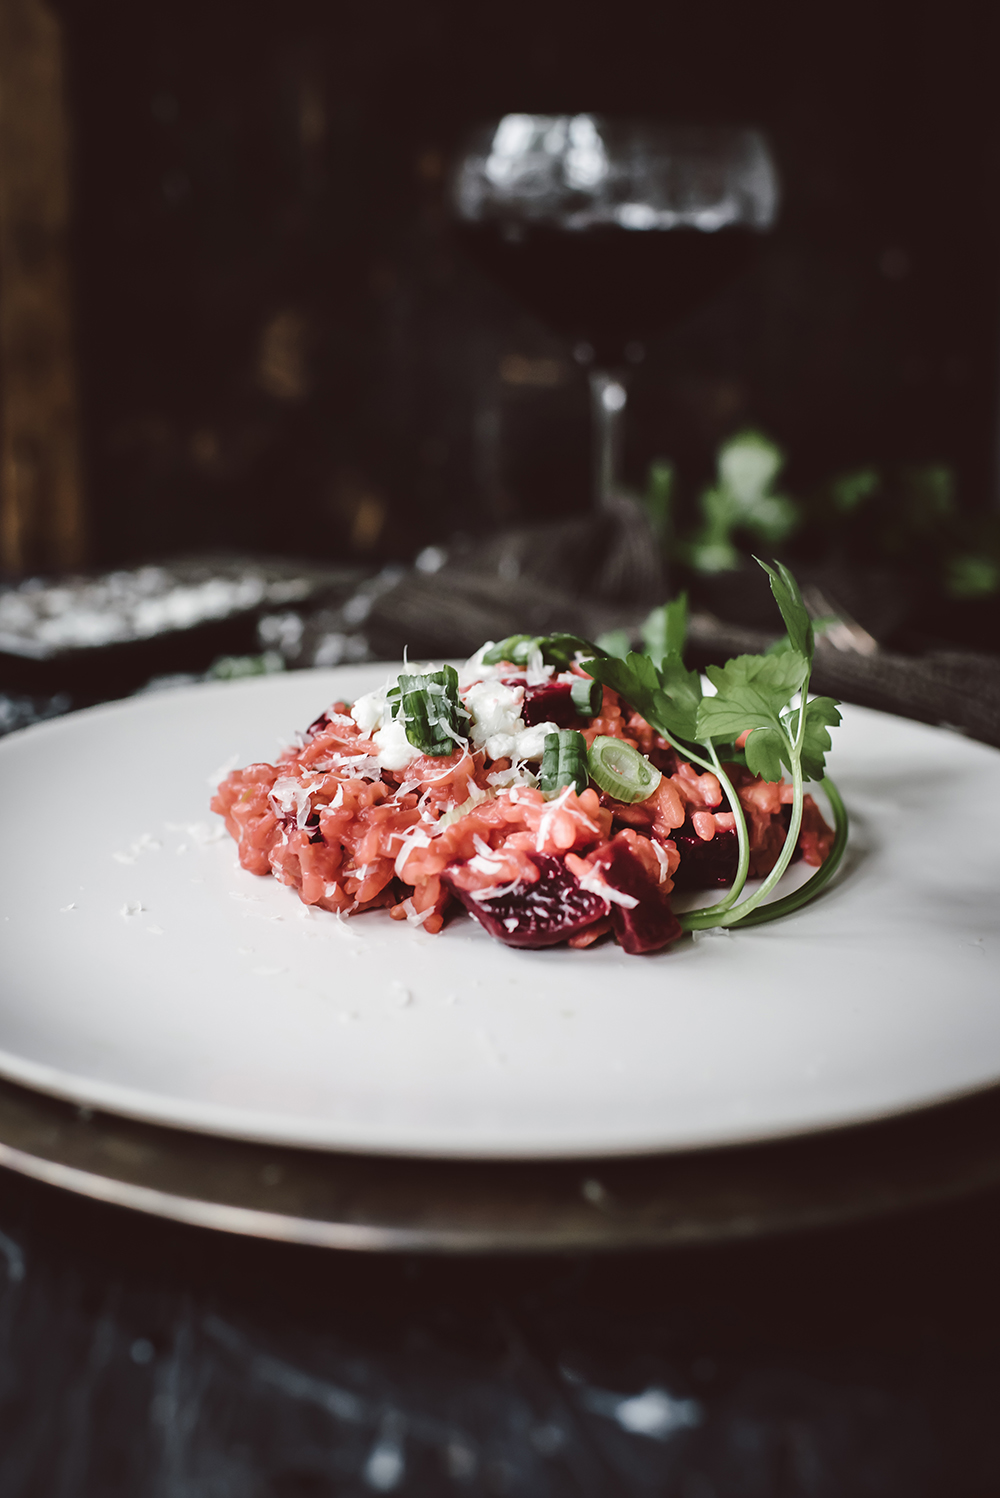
[{"xmin": 587, "ymin": 736, "xmax": 662, "ymax": 803}]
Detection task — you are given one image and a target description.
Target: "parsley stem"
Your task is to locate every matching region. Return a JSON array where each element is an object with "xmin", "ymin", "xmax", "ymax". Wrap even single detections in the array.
[
  {"xmin": 711, "ymin": 669, "xmax": 811, "ymax": 927},
  {"xmin": 636, "ymin": 719, "xmax": 753, "ymax": 925},
  {"xmin": 725, "ymin": 776, "xmax": 848, "ymax": 928},
  {"xmin": 677, "ymin": 744, "xmax": 751, "ymax": 923},
  {"xmin": 678, "ymin": 670, "xmax": 816, "ymax": 932}
]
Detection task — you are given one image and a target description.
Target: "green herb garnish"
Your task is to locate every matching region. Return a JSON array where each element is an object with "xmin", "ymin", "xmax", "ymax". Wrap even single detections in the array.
[
  {"xmin": 540, "ymin": 730, "xmax": 590, "ymax": 799},
  {"xmin": 388, "ymin": 665, "xmax": 470, "ymax": 757},
  {"xmin": 583, "ymin": 558, "xmax": 848, "ymax": 932}
]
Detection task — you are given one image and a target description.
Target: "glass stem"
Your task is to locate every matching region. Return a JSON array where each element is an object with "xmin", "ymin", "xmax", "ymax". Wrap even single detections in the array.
[{"xmin": 588, "ymin": 369, "xmax": 628, "ymax": 512}]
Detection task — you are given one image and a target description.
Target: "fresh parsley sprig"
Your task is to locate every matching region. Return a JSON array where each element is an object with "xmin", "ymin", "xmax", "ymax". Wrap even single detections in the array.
[
  {"xmin": 583, "ymin": 557, "xmax": 848, "ymax": 932},
  {"xmin": 583, "ymin": 645, "xmax": 751, "ymax": 920}
]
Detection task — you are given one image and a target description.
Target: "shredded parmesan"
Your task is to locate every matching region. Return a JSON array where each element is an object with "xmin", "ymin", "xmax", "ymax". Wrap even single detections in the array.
[{"xmin": 576, "ymin": 870, "xmax": 637, "ymax": 909}]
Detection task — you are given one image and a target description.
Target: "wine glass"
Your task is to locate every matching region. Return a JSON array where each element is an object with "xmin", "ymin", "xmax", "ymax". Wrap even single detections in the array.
[{"xmin": 452, "ymin": 116, "xmax": 780, "ymax": 516}]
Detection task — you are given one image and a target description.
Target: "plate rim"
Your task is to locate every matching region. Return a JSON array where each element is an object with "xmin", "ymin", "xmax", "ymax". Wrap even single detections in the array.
[{"xmin": 2, "ymin": 667, "xmax": 999, "ymax": 1161}]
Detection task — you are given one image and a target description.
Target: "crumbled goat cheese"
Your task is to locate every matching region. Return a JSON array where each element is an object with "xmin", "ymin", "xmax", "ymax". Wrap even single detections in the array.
[
  {"xmin": 463, "ymin": 679, "xmax": 524, "ymax": 749},
  {"xmin": 374, "ymin": 716, "xmax": 421, "ymax": 771},
  {"xmin": 350, "ymin": 688, "xmax": 387, "ymax": 736},
  {"xmin": 511, "ymin": 720, "xmax": 559, "ymax": 762}
]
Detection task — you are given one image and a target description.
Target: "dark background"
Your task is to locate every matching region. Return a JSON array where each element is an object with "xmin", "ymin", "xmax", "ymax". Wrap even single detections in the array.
[
  {"xmin": 3, "ymin": 10, "xmax": 1000, "ymax": 1492},
  {"xmin": 58, "ymin": 0, "xmax": 1000, "ymax": 570}
]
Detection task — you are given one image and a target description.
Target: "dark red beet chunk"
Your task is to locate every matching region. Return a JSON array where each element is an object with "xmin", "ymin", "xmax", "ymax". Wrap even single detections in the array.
[
  {"xmin": 521, "ymin": 681, "xmax": 586, "ymax": 729},
  {"xmin": 672, "ymin": 804, "xmax": 801, "ymax": 890},
  {"xmin": 442, "ymin": 853, "xmax": 607, "ymax": 948},
  {"xmin": 592, "ymin": 837, "xmax": 682, "ymax": 954},
  {"xmin": 306, "ymin": 711, "xmax": 332, "ymax": 738},
  {"xmin": 671, "ymin": 822, "xmax": 740, "ymax": 890}
]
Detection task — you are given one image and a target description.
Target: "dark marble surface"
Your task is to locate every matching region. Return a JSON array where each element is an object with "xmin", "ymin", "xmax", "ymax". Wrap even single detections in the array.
[{"xmin": 0, "ymin": 1166, "xmax": 998, "ymax": 1497}]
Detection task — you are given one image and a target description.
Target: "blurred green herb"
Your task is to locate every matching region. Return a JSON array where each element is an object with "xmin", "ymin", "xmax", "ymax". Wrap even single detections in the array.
[
  {"xmin": 642, "ymin": 459, "xmax": 674, "ymax": 546},
  {"xmin": 678, "ymin": 431, "xmax": 799, "ymax": 576},
  {"xmin": 640, "ymin": 593, "xmax": 688, "ymax": 664},
  {"xmin": 650, "ymin": 428, "xmax": 999, "ymax": 617},
  {"xmin": 209, "ymin": 652, "xmax": 285, "ymax": 679},
  {"xmin": 946, "ymin": 553, "xmax": 1000, "ymax": 600}
]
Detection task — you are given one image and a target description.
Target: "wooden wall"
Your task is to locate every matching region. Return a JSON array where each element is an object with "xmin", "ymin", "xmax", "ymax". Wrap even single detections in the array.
[{"xmin": 0, "ymin": 0, "xmax": 84, "ymax": 575}]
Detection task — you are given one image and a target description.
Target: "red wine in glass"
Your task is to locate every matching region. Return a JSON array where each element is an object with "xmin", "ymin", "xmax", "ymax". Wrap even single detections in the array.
[
  {"xmin": 454, "ymin": 221, "xmax": 759, "ymax": 366},
  {"xmin": 452, "ymin": 116, "xmax": 779, "ymax": 507}
]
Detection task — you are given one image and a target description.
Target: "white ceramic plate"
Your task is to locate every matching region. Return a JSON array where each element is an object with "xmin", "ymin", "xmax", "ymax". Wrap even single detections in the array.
[{"xmin": 0, "ymin": 666, "xmax": 997, "ymax": 1159}]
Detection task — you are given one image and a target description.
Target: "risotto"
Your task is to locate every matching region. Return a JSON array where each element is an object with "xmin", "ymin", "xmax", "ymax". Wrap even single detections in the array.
[{"xmin": 211, "ymin": 642, "xmax": 834, "ymax": 955}]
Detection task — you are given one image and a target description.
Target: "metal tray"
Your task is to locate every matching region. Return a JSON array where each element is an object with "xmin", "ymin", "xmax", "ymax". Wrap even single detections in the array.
[{"xmin": 1, "ymin": 1074, "xmax": 999, "ymax": 1253}]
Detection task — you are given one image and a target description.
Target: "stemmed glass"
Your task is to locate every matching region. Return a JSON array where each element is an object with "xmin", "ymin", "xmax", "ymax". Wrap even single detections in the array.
[{"xmin": 452, "ymin": 116, "xmax": 780, "ymax": 515}]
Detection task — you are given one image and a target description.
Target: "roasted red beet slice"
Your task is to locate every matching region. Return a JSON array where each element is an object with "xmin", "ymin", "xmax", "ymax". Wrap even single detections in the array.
[
  {"xmin": 671, "ymin": 805, "xmax": 801, "ymax": 890},
  {"xmin": 521, "ymin": 681, "xmax": 586, "ymax": 729},
  {"xmin": 670, "ymin": 823, "xmax": 740, "ymax": 890},
  {"xmin": 442, "ymin": 853, "xmax": 608, "ymax": 948},
  {"xmin": 591, "ymin": 837, "xmax": 682, "ymax": 954}
]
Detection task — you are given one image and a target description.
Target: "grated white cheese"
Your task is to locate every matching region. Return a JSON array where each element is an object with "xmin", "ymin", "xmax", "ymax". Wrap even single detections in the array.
[
  {"xmin": 534, "ymin": 784, "xmax": 574, "ymax": 852},
  {"xmin": 469, "ymin": 880, "xmax": 522, "ymax": 904},
  {"xmin": 393, "ymin": 826, "xmax": 432, "ymax": 879},
  {"xmin": 652, "ymin": 841, "xmax": 673, "ymax": 884},
  {"xmin": 576, "ymin": 869, "xmax": 637, "ymax": 909},
  {"xmin": 525, "ymin": 644, "xmax": 548, "ymax": 685},
  {"xmin": 487, "ymin": 764, "xmax": 537, "ymax": 789},
  {"xmin": 400, "ymin": 898, "xmax": 433, "ymax": 927},
  {"xmin": 270, "ymin": 777, "xmax": 315, "ymax": 829}
]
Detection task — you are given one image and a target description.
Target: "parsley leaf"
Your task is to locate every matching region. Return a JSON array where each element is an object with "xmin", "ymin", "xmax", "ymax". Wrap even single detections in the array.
[
  {"xmin": 754, "ymin": 557, "xmax": 814, "ymax": 661},
  {"xmin": 582, "ymin": 651, "xmax": 658, "ymax": 721},
  {"xmin": 583, "ymin": 649, "xmax": 703, "ymax": 744},
  {"xmin": 743, "ymin": 726, "xmax": 787, "ymax": 782},
  {"xmin": 653, "ymin": 651, "xmax": 704, "ymax": 742},
  {"xmin": 575, "ymin": 558, "xmax": 846, "ymax": 934},
  {"xmin": 784, "ymin": 695, "xmax": 842, "ymax": 781},
  {"xmin": 696, "ymin": 650, "xmax": 808, "ymax": 742}
]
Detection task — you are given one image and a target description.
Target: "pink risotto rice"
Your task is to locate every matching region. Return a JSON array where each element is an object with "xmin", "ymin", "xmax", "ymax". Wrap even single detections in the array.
[{"xmin": 211, "ymin": 650, "xmax": 834, "ymax": 955}]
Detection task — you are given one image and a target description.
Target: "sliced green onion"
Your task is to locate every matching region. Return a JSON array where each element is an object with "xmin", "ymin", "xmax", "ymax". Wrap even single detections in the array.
[
  {"xmin": 587, "ymin": 736, "xmax": 661, "ymax": 803},
  {"xmin": 570, "ymin": 677, "xmax": 603, "ymax": 718},
  {"xmin": 389, "ymin": 665, "xmax": 470, "ymax": 756},
  {"xmin": 537, "ymin": 633, "xmax": 603, "ymax": 669},
  {"xmin": 482, "ymin": 632, "xmax": 604, "ymax": 670},
  {"xmin": 540, "ymin": 730, "xmax": 589, "ymax": 799},
  {"xmin": 482, "ymin": 634, "xmax": 538, "ymax": 667}
]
